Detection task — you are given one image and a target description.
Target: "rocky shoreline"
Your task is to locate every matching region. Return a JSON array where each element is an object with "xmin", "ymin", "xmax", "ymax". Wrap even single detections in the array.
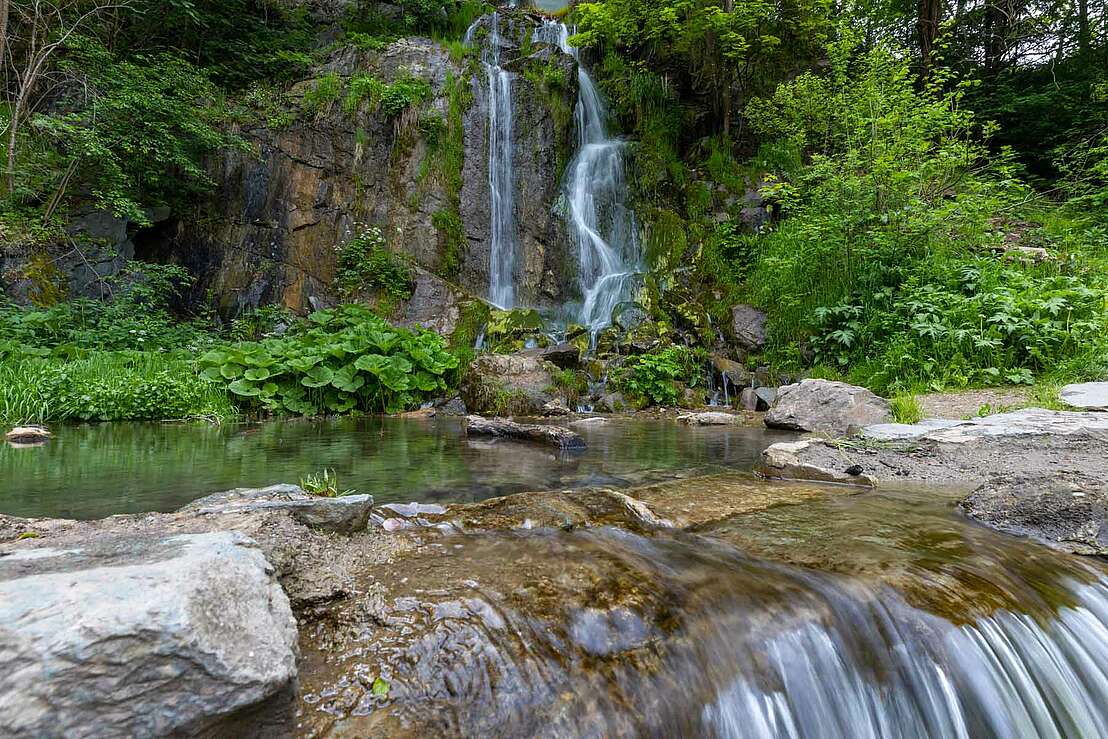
[{"xmin": 4, "ymin": 384, "xmax": 1108, "ymax": 735}]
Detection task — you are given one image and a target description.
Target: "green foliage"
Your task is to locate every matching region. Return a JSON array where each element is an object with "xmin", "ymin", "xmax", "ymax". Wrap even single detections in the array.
[
  {"xmin": 0, "ymin": 263, "xmax": 212, "ymax": 353},
  {"xmin": 299, "ymin": 468, "xmax": 356, "ymax": 497},
  {"xmin": 615, "ymin": 345, "xmax": 703, "ymax": 406},
  {"xmin": 335, "ymin": 224, "xmax": 414, "ymax": 300},
  {"xmin": 29, "ymin": 39, "xmax": 237, "ymax": 224},
  {"xmin": 344, "ymin": 74, "xmax": 432, "ymax": 117},
  {"xmin": 0, "ymin": 352, "xmax": 234, "ymax": 424},
  {"xmin": 198, "ymin": 304, "xmax": 459, "ymax": 415},
  {"xmin": 890, "ymin": 394, "xmax": 923, "ymax": 424},
  {"xmin": 226, "ymin": 305, "xmax": 296, "ymax": 342},
  {"xmin": 302, "ymin": 73, "xmax": 344, "ymax": 116}
]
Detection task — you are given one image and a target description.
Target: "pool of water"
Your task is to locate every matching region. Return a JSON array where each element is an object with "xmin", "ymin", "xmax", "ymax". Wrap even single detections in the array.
[{"xmin": 0, "ymin": 416, "xmax": 790, "ymax": 519}]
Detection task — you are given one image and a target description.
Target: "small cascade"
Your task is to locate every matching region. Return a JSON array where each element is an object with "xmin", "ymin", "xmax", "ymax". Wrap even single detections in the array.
[
  {"xmin": 535, "ymin": 21, "xmax": 640, "ymax": 333},
  {"xmin": 466, "ymin": 14, "xmax": 518, "ymax": 308}
]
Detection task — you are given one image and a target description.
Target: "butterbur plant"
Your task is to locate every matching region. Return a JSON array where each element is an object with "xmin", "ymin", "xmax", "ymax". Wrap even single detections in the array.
[{"xmin": 199, "ymin": 304, "xmax": 459, "ymax": 415}]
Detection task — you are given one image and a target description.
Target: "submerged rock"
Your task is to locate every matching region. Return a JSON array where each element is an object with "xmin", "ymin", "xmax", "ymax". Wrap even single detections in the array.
[
  {"xmin": 764, "ymin": 379, "xmax": 892, "ymax": 436},
  {"xmin": 961, "ymin": 472, "xmax": 1108, "ymax": 556},
  {"xmin": 0, "ymin": 531, "xmax": 298, "ymax": 738},
  {"xmin": 180, "ymin": 483, "xmax": 374, "ymax": 534},
  {"xmin": 465, "ymin": 415, "xmax": 586, "ymax": 449}
]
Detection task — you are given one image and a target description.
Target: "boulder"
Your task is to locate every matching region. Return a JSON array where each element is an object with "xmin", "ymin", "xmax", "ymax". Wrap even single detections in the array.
[
  {"xmin": 1060, "ymin": 382, "xmax": 1108, "ymax": 411},
  {"xmin": 537, "ymin": 342, "xmax": 580, "ymax": 369},
  {"xmin": 465, "ymin": 415, "xmax": 586, "ymax": 450},
  {"xmin": 180, "ymin": 483, "xmax": 374, "ymax": 534},
  {"xmin": 961, "ymin": 472, "xmax": 1108, "ymax": 556},
  {"xmin": 764, "ymin": 379, "xmax": 892, "ymax": 436},
  {"xmin": 596, "ymin": 392, "xmax": 628, "ymax": 413},
  {"xmin": 711, "ymin": 355, "xmax": 752, "ymax": 387},
  {"xmin": 611, "ymin": 302, "xmax": 648, "ymax": 332},
  {"xmin": 740, "ymin": 386, "xmax": 776, "ymax": 412},
  {"xmin": 461, "ymin": 351, "xmax": 556, "ymax": 416},
  {"xmin": 730, "ymin": 305, "xmax": 767, "ymax": 352},
  {"xmin": 676, "ymin": 412, "xmax": 741, "ymax": 426},
  {"xmin": 760, "ymin": 440, "xmax": 878, "ymax": 486},
  {"xmin": 5, "ymin": 426, "xmax": 51, "ymax": 444},
  {"xmin": 0, "ymin": 531, "xmax": 298, "ymax": 737}
]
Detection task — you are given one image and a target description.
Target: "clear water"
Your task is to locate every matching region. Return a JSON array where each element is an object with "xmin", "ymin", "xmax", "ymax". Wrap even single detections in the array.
[
  {"xmin": 535, "ymin": 21, "xmax": 640, "ymax": 331},
  {"xmin": 0, "ymin": 417, "xmax": 787, "ymax": 520}
]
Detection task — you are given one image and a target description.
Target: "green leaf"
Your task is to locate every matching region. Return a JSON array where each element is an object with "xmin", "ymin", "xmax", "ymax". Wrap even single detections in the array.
[
  {"xmin": 220, "ymin": 363, "xmax": 244, "ymax": 379},
  {"xmin": 301, "ymin": 364, "xmax": 334, "ymax": 388},
  {"xmin": 228, "ymin": 379, "xmax": 261, "ymax": 396},
  {"xmin": 244, "ymin": 367, "xmax": 271, "ymax": 381}
]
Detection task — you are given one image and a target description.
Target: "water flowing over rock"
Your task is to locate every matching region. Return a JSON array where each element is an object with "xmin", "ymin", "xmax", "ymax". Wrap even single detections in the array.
[
  {"xmin": 0, "ymin": 531, "xmax": 298, "ymax": 737},
  {"xmin": 535, "ymin": 21, "xmax": 641, "ymax": 332},
  {"xmin": 467, "ymin": 13, "xmax": 518, "ymax": 308}
]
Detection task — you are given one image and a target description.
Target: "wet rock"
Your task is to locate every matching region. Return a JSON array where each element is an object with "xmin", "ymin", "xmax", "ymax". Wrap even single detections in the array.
[
  {"xmin": 5, "ymin": 426, "xmax": 51, "ymax": 444},
  {"xmin": 436, "ymin": 396, "xmax": 468, "ymax": 415},
  {"xmin": 760, "ymin": 440, "xmax": 878, "ymax": 486},
  {"xmin": 1060, "ymin": 382, "xmax": 1108, "ymax": 411},
  {"xmin": 537, "ymin": 342, "xmax": 580, "ymax": 369},
  {"xmin": 461, "ymin": 351, "xmax": 556, "ymax": 416},
  {"xmin": 0, "ymin": 531, "xmax": 298, "ymax": 737},
  {"xmin": 596, "ymin": 392, "xmax": 628, "ymax": 413},
  {"xmin": 465, "ymin": 415, "xmax": 586, "ymax": 449},
  {"xmin": 961, "ymin": 472, "xmax": 1108, "ymax": 555},
  {"xmin": 180, "ymin": 483, "xmax": 374, "ymax": 535},
  {"xmin": 542, "ymin": 398, "xmax": 572, "ymax": 416},
  {"xmin": 611, "ymin": 301, "xmax": 648, "ymax": 332},
  {"xmin": 730, "ymin": 304, "xmax": 767, "ymax": 352},
  {"xmin": 677, "ymin": 411, "xmax": 741, "ymax": 426},
  {"xmin": 765, "ymin": 379, "xmax": 892, "ymax": 436},
  {"xmin": 740, "ymin": 386, "xmax": 776, "ymax": 411},
  {"xmin": 711, "ymin": 355, "xmax": 752, "ymax": 387}
]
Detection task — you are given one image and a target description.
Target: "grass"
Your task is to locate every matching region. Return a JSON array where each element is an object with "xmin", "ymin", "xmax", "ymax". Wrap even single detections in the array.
[
  {"xmin": 0, "ymin": 352, "xmax": 236, "ymax": 425},
  {"xmin": 299, "ymin": 468, "xmax": 356, "ymax": 497},
  {"xmin": 889, "ymin": 393, "xmax": 923, "ymax": 424}
]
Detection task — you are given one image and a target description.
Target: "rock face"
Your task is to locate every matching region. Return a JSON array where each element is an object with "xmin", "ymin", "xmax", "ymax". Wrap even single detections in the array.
[
  {"xmin": 0, "ymin": 531, "xmax": 298, "ymax": 738},
  {"xmin": 159, "ymin": 19, "xmax": 578, "ymax": 318},
  {"xmin": 461, "ymin": 351, "xmax": 556, "ymax": 415},
  {"xmin": 465, "ymin": 415, "xmax": 586, "ymax": 449},
  {"xmin": 730, "ymin": 304, "xmax": 767, "ymax": 352},
  {"xmin": 765, "ymin": 379, "xmax": 892, "ymax": 435},
  {"xmin": 1060, "ymin": 382, "xmax": 1108, "ymax": 411},
  {"xmin": 180, "ymin": 483, "xmax": 374, "ymax": 534},
  {"xmin": 961, "ymin": 472, "xmax": 1108, "ymax": 555}
]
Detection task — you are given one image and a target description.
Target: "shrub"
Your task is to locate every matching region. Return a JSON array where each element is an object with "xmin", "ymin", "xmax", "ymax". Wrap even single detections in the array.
[
  {"xmin": 616, "ymin": 345, "xmax": 704, "ymax": 406},
  {"xmin": 199, "ymin": 304, "xmax": 459, "ymax": 415},
  {"xmin": 335, "ymin": 224, "xmax": 413, "ymax": 300}
]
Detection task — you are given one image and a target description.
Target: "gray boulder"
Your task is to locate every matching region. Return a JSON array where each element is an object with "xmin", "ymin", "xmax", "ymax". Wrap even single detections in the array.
[
  {"xmin": 0, "ymin": 531, "xmax": 298, "ymax": 738},
  {"xmin": 764, "ymin": 379, "xmax": 892, "ymax": 435},
  {"xmin": 461, "ymin": 352, "xmax": 556, "ymax": 416},
  {"xmin": 676, "ymin": 411, "xmax": 741, "ymax": 426},
  {"xmin": 1060, "ymin": 382, "xmax": 1108, "ymax": 411},
  {"xmin": 730, "ymin": 305, "xmax": 767, "ymax": 352},
  {"xmin": 181, "ymin": 483, "xmax": 374, "ymax": 534}
]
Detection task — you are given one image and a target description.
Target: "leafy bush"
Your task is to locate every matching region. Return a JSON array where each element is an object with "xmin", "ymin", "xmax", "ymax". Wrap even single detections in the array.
[
  {"xmin": 344, "ymin": 74, "xmax": 431, "ymax": 117},
  {"xmin": 616, "ymin": 345, "xmax": 704, "ymax": 406},
  {"xmin": 335, "ymin": 224, "xmax": 413, "ymax": 300},
  {"xmin": 0, "ymin": 352, "xmax": 234, "ymax": 424},
  {"xmin": 199, "ymin": 304, "xmax": 459, "ymax": 415}
]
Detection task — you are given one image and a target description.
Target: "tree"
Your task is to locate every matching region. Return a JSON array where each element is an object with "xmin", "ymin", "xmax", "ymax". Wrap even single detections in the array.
[{"xmin": 3, "ymin": 0, "xmax": 124, "ymax": 196}]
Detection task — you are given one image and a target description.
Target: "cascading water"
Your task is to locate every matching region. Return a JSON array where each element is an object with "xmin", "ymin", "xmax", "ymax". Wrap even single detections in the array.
[
  {"xmin": 535, "ymin": 21, "xmax": 640, "ymax": 332},
  {"xmin": 466, "ymin": 14, "xmax": 518, "ymax": 308}
]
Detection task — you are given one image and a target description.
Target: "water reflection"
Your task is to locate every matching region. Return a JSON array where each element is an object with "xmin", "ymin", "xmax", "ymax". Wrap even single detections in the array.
[{"xmin": 0, "ymin": 416, "xmax": 787, "ymax": 519}]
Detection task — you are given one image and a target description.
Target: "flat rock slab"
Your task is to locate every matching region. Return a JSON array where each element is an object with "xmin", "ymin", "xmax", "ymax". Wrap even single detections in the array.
[
  {"xmin": 181, "ymin": 483, "xmax": 374, "ymax": 534},
  {"xmin": 863, "ymin": 408, "xmax": 1108, "ymax": 443},
  {"xmin": 0, "ymin": 531, "xmax": 298, "ymax": 738},
  {"xmin": 1060, "ymin": 382, "xmax": 1108, "ymax": 411},
  {"xmin": 465, "ymin": 415, "xmax": 586, "ymax": 449}
]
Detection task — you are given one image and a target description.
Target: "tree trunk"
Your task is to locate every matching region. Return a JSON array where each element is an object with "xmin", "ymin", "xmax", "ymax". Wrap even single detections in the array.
[
  {"xmin": 917, "ymin": 0, "xmax": 943, "ymax": 82},
  {"xmin": 0, "ymin": 0, "xmax": 9, "ymax": 75},
  {"xmin": 1077, "ymin": 0, "xmax": 1090, "ymax": 56}
]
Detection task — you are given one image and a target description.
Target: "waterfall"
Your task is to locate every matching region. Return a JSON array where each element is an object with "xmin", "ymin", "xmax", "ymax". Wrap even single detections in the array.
[
  {"xmin": 535, "ymin": 22, "xmax": 640, "ymax": 332},
  {"xmin": 466, "ymin": 14, "xmax": 518, "ymax": 309}
]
